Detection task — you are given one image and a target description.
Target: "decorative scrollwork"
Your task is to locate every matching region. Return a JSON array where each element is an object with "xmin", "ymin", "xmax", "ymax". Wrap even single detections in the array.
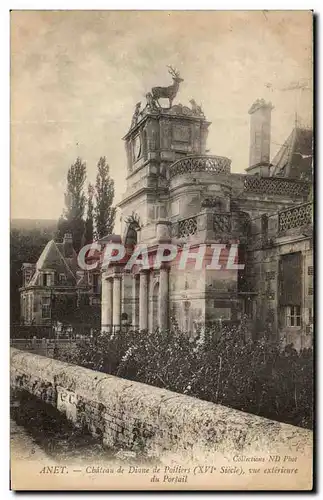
[
  {"xmin": 213, "ymin": 213, "xmax": 231, "ymax": 233},
  {"xmin": 201, "ymin": 197, "xmax": 222, "ymax": 209},
  {"xmin": 244, "ymin": 176, "xmax": 310, "ymax": 197},
  {"xmin": 169, "ymin": 155, "xmax": 231, "ymax": 179},
  {"xmin": 178, "ymin": 216, "xmax": 197, "ymax": 238},
  {"xmin": 278, "ymin": 203, "xmax": 312, "ymax": 233}
]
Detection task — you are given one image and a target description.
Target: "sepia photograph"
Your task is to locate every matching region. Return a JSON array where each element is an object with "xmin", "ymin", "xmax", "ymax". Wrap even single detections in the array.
[{"xmin": 10, "ymin": 9, "xmax": 314, "ymax": 491}]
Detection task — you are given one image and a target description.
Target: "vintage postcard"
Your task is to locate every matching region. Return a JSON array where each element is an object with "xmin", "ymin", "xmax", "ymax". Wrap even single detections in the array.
[{"xmin": 10, "ymin": 10, "xmax": 314, "ymax": 491}]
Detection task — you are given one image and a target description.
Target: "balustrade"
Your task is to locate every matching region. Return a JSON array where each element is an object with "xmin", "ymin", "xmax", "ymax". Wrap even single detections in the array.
[
  {"xmin": 169, "ymin": 155, "xmax": 231, "ymax": 179},
  {"xmin": 278, "ymin": 203, "xmax": 312, "ymax": 233},
  {"xmin": 177, "ymin": 216, "xmax": 198, "ymax": 238},
  {"xmin": 244, "ymin": 176, "xmax": 310, "ymax": 197}
]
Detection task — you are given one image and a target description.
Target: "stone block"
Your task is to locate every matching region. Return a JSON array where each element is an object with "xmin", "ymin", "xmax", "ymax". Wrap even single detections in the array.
[{"xmin": 11, "ymin": 348, "xmax": 313, "ymax": 464}]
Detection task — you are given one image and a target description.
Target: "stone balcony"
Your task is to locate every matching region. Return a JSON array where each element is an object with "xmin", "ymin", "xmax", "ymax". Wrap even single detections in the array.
[
  {"xmin": 242, "ymin": 175, "xmax": 311, "ymax": 198},
  {"xmin": 278, "ymin": 202, "xmax": 313, "ymax": 236},
  {"xmin": 171, "ymin": 209, "xmax": 248, "ymax": 243},
  {"xmin": 248, "ymin": 202, "xmax": 313, "ymax": 251},
  {"xmin": 168, "ymin": 155, "xmax": 231, "ymax": 180}
]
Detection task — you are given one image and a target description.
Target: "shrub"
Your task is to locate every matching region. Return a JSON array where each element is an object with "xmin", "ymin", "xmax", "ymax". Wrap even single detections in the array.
[{"xmin": 56, "ymin": 323, "xmax": 313, "ymax": 430}]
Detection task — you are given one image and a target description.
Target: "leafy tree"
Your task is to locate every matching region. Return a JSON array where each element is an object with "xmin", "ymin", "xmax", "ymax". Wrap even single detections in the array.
[
  {"xmin": 57, "ymin": 157, "xmax": 87, "ymax": 252},
  {"xmin": 84, "ymin": 184, "xmax": 94, "ymax": 244},
  {"xmin": 94, "ymin": 157, "xmax": 116, "ymax": 239}
]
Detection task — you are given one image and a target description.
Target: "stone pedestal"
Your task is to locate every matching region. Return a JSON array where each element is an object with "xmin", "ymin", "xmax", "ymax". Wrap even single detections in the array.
[
  {"xmin": 101, "ymin": 273, "xmax": 113, "ymax": 331},
  {"xmin": 139, "ymin": 271, "xmax": 149, "ymax": 330},
  {"xmin": 156, "ymin": 219, "xmax": 172, "ymax": 243},
  {"xmin": 158, "ymin": 267, "xmax": 169, "ymax": 330}
]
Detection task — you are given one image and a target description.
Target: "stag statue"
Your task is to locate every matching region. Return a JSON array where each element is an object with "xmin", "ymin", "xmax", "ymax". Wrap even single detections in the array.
[{"xmin": 151, "ymin": 66, "xmax": 184, "ymax": 108}]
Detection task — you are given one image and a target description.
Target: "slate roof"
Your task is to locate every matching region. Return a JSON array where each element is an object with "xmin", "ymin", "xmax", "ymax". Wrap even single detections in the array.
[
  {"xmin": 271, "ymin": 127, "xmax": 313, "ymax": 181},
  {"xmin": 27, "ymin": 239, "xmax": 79, "ymax": 287}
]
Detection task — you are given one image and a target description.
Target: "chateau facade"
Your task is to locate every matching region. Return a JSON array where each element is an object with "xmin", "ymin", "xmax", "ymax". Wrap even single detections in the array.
[
  {"xmin": 20, "ymin": 233, "xmax": 101, "ymax": 327},
  {"xmin": 101, "ymin": 93, "xmax": 313, "ymax": 350}
]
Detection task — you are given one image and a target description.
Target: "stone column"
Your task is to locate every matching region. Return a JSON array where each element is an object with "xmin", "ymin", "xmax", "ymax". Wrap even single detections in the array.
[
  {"xmin": 139, "ymin": 271, "xmax": 149, "ymax": 330},
  {"xmin": 158, "ymin": 266, "xmax": 169, "ymax": 330},
  {"xmin": 112, "ymin": 275, "xmax": 122, "ymax": 330},
  {"xmin": 148, "ymin": 276, "xmax": 155, "ymax": 332},
  {"xmin": 101, "ymin": 273, "xmax": 113, "ymax": 332},
  {"xmin": 132, "ymin": 275, "xmax": 138, "ymax": 328}
]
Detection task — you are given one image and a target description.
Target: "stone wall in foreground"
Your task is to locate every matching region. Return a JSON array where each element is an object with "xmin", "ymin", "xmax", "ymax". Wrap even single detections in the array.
[{"xmin": 10, "ymin": 348, "xmax": 312, "ymax": 462}]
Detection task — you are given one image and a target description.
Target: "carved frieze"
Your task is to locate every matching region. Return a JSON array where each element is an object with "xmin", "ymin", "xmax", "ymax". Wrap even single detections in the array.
[{"xmin": 201, "ymin": 197, "xmax": 222, "ymax": 209}]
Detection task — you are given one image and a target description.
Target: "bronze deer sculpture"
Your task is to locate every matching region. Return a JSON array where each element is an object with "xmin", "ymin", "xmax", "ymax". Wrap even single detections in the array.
[{"xmin": 151, "ymin": 66, "xmax": 184, "ymax": 108}]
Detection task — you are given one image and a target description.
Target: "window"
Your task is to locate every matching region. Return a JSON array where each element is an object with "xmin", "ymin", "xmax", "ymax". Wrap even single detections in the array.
[
  {"xmin": 27, "ymin": 294, "xmax": 32, "ymax": 322},
  {"xmin": 22, "ymin": 297, "xmax": 26, "ymax": 320},
  {"xmin": 42, "ymin": 273, "xmax": 53, "ymax": 287},
  {"xmin": 244, "ymin": 297, "xmax": 254, "ymax": 319},
  {"xmin": 150, "ymin": 204, "xmax": 167, "ymax": 221},
  {"xmin": 92, "ymin": 273, "xmax": 99, "ymax": 292},
  {"xmin": 261, "ymin": 214, "xmax": 268, "ymax": 234},
  {"xmin": 82, "ymin": 295, "xmax": 90, "ymax": 306},
  {"xmin": 41, "ymin": 297, "xmax": 51, "ymax": 319},
  {"xmin": 279, "ymin": 252, "xmax": 302, "ymax": 306},
  {"xmin": 309, "ymin": 308, "xmax": 313, "ymax": 323},
  {"xmin": 286, "ymin": 305, "xmax": 301, "ymax": 327},
  {"xmin": 59, "ymin": 273, "xmax": 67, "ymax": 284}
]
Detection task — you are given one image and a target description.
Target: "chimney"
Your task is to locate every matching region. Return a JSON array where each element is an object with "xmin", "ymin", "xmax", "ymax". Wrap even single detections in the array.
[
  {"xmin": 63, "ymin": 233, "xmax": 74, "ymax": 258},
  {"xmin": 246, "ymin": 99, "xmax": 274, "ymax": 176},
  {"xmin": 22, "ymin": 263, "xmax": 35, "ymax": 286}
]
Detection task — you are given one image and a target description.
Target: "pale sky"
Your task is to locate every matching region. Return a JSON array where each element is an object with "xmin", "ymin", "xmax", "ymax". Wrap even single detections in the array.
[{"xmin": 11, "ymin": 10, "xmax": 313, "ymax": 220}]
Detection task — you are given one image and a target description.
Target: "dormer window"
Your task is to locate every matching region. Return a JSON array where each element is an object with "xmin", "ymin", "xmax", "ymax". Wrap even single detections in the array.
[
  {"xmin": 42, "ymin": 272, "xmax": 54, "ymax": 287},
  {"xmin": 59, "ymin": 273, "xmax": 67, "ymax": 284}
]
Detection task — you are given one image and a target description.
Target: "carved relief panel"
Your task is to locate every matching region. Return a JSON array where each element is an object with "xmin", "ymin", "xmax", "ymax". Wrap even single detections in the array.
[
  {"xmin": 192, "ymin": 122, "xmax": 201, "ymax": 154},
  {"xmin": 160, "ymin": 119, "xmax": 172, "ymax": 149},
  {"xmin": 146, "ymin": 120, "xmax": 159, "ymax": 151},
  {"xmin": 172, "ymin": 123, "xmax": 190, "ymax": 143}
]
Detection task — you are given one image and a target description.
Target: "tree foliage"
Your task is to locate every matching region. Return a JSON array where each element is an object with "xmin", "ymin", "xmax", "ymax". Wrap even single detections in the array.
[
  {"xmin": 84, "ymin": 183, "xmax": 94, "ymax": 245},
  {"xmin": 57, "ymin": 157, "xmax": 87, "ymax": 252},
  {"xmin": 94, "ymin": 157, "xmax": 116, "ymax": 239}
]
